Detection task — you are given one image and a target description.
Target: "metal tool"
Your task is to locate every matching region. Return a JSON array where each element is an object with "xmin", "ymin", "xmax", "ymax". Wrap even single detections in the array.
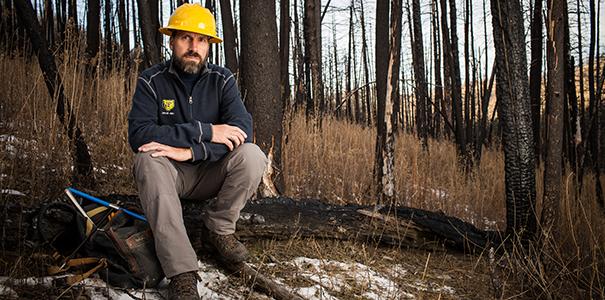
[{"xmin": 67, "ymin": 187, "xmax": 147, "ymax": 222}]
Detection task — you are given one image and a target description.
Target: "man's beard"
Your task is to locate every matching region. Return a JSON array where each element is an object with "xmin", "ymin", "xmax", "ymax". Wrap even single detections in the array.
[{"xmin": 174, "ymin": 51, "xmax": 206, "ymax": 74}]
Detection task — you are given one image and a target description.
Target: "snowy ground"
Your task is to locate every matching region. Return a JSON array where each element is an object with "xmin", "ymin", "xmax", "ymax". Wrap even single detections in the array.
[{"xmin": 0, "ymin": 256, "xmax": 457, "ymax": 299}]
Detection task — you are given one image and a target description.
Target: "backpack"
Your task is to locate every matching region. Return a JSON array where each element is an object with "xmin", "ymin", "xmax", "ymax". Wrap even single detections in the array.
[{"xmin": 37, "ymin": 198, "xmax": 165, "ymax": 288}]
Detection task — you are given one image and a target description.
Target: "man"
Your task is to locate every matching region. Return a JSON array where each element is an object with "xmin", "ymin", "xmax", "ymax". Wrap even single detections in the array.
[{"xmin": 127, "ymin": 4, "xmax": 267, "ymax": 299}]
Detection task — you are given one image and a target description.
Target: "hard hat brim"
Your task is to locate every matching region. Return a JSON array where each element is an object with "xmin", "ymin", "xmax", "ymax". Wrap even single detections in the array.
[{"xmin": 159, "ymin": 26, "xmax": 223, "ymax": 43}]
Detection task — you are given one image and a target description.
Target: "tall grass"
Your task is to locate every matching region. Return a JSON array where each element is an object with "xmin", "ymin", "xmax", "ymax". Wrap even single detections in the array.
[
  {"xmin": 0, "ymin": 29, "xmax": 137, "ymax": 199},
  {"xmin": 284, "ymin": 113, "xmax": 507, "ymax": 230},
  {"xmin": 0, "ymin": 33, "xmax": 603, "ymax": 297}
]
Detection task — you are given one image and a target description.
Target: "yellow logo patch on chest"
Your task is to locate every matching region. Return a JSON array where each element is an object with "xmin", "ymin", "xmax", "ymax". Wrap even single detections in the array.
[{"xmin": 162, "ymin": 99, "xmax": 175, "ymax": 111}]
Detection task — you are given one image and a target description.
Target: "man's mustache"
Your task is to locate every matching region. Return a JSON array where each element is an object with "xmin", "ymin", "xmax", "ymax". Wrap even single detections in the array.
[{"xmin": 183, "ymin": 51, "xmax": 202, "ymax": 59}]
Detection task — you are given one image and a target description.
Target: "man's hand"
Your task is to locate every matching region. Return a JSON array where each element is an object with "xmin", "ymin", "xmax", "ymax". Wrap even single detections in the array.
[
  {"xmin": 211, "ymin": 124, "xmax": 247, "ymax": 151},
  {"xmin": 138, "ymin": 142, "xmax": 192, "ymax": 162}
]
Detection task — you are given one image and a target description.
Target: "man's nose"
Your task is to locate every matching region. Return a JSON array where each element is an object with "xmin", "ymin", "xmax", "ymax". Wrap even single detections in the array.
[{"xmin": 190, "ymin": 40, "xmax": 202, "ymax": 52}]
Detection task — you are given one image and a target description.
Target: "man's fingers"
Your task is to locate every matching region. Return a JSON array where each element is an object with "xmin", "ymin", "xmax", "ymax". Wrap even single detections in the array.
[
  {"xmin": 139, "ymin": 141, "xmax": 164, "ymax": 152},
  {"xmin": 150, "ymin": 150, "xmax": 168, "ymax": 158},
  {"xmin": 224, "ymin": 138, "xmax": 234, "ymax": 151},
  {"xmin": 234, "ymin": 133, "xmax": 245, "ymax": 145},
  {"xmin": 235, "ymin": 127, "xmax": 247, "ymax": 139}
]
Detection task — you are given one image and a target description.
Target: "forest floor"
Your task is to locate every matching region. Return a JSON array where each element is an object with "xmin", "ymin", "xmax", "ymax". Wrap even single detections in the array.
[
  {"xmin": 0, "ymin": 191, "xmax": 527, "ymax": 300},
  {"xmin": 0, "ymin": 237, "xmax": 526, "ymax": 300}
]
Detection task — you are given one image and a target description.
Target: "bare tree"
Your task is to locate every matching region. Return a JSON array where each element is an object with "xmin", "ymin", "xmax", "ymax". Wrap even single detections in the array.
[
  {"xmin": 279, "ymin": 0, "xmax": 290, "ymax": 109},
  {"xmin": 303, "ymin": 0, "xmax": 323, "ymax": 117},
  {"xmin": 374, "ymin": 0, "xmax": 399, "ymax": 204},
  {"xmin": 118, "ymin": 0, "xmax": 129, "ymax": 63},
  {"xmin": 375, "ymin": 0, "xmax": 389, "ymax": 133},
  {"xmin": 293, "ymin": 0, "xmax": 305, "ymax": 110},
  {"xmin": 540, "ymin": 0, "xmax": 567, "ymax": 286},
  {"xmin": 449, "ymin": 0, "xmax": 465, "ymax": 163},
  {"xmin": 240, "ymin": 0, "xmax": 283, "ymax": 189},
  {"xmin": 137, "ymin": 0, "xmax": 161, "ymax": 66},
  {"xmin": 432, "ymin": 0, "xmax": 443, "ymax": 138},
  {"xmin": 410, "ymin": 0, "xmax": 429, "ymax": 149},
  {"xmin": 86, "ymin": 0, "xmax": 100, "ymax": 61},
  {"xmin": 359, "ymin": 0, "xmax": 371, "ymax": 126},
  {"xmin": 346, "ymin": 2, "xmax": 354, "ymax": 121},
  {"xmin": 528, "ymin": 0, "xmax": 543, "ymax": 161},
  {"xmin": 490, "ymin": 0, "xmax": 536, "ymax": 243},
  {"xmin": 219, "ymin": 0, "xmax": 238, "ymax": 74}
]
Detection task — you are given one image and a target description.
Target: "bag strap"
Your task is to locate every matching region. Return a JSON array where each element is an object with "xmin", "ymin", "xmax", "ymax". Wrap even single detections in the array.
[
  {"xmin": 48, "ymin": 257, "xmax": 108, "ymax": 285},
  {"xmin": 84, "ymin": 206, "xmax": 108, "ymax": 235}
]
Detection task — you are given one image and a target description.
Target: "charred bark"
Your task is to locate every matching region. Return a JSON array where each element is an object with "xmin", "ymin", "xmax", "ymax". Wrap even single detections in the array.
[
  {"xmin": 279, "ymin": 0, "xmax": 290, "ymax": 110},
  {"xmin": 137, "ymin": 0, "xmax": 161, "ymax": 67},
  {"xmin": 219, "ymin": 0, "xmax": 238, "ymax": 75},
  {"xmin": 303, "ymin": 0, "xmax": 323, "ymax": 117},
  {"xmin": 528, "ymin": 0, "xmax": 543, "ymax": 162},
  {"xmin": 490, "ymin": 0, "xmax": 536, "ymax": 243},
  {"xmin": 240, "ymin": 0, "xmax": 283, "ymax": 191},
  {"xmin": 86, "ymin": 0, "xmax": 100, "ymax": 62},
  {"xmin": 374, "ymin": 0, "xmax": 398, "ymax": 204},
  {"xmin": 410, "ymin": 0, "xmax": 429, "ymax": 149}
]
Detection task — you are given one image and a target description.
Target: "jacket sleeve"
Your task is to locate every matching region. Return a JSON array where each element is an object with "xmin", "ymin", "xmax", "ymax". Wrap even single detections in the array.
[
  {"xmin": 127, "ymin": 77, "xmax": 213, "ymax": 153},
  {"xmin": 190, "ymin": 71, "xmax": 254, "ymax": 162}
]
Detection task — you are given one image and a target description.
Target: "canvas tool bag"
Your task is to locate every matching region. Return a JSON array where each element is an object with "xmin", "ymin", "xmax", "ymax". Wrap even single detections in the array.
[{"xmin": 38, "ymin": 200, "xmax": 164, "ymax": 288}]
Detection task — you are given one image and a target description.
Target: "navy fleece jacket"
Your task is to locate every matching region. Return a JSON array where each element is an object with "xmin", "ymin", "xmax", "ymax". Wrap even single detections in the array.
[{"xmin": 127, "ymin": 60, "xmax": 253, "ymax": 162}]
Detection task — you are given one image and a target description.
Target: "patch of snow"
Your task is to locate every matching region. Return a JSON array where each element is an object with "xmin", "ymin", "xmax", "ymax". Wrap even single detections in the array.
[
  {"xmin": 287, "ymin": 257, "xmax": 410, "ymax": 299},
  {"xmin": 294, "ymin": 285, "xmax": 338, "ymax": 300},
  {"xmin": 403, "ymin": 279, "xmax": 456, "ymax": 295},
  {"xmin": 0, "ymin": 284, "xmax": 18, "ymax": 298}
]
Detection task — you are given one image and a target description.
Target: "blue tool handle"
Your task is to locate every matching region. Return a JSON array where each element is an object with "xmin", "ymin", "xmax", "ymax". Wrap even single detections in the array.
[{"xmin": 67, "ymin": 187, "xmax": 148, "ymax": 222}]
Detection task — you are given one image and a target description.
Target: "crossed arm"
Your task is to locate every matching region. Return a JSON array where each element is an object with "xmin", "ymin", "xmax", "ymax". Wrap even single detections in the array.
[{"xmin": 138, "ymin": 124, "xmax": 248, "ymax": 162}]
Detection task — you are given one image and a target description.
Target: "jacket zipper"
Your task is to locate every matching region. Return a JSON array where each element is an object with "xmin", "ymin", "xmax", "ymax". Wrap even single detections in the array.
[{"xmin": 188, "ymin": 96, "xmax": 193, "ymax": 119}]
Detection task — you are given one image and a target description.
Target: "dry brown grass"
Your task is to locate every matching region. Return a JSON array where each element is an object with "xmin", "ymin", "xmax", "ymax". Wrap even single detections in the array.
[{"xmin": 283, "ymin": 113, "xmax": 506, "ymax": 230}]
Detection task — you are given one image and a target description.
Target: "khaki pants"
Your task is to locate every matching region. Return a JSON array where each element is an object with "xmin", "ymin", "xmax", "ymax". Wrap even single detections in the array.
[{"xmin": 133, "ymin": 143, "xmax": 267, "ymax": 278}]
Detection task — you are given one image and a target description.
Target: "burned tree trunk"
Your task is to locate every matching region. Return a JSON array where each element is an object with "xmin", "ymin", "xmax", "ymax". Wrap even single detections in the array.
[
  {"xmin": 447, "ymin": 0, "xmax": 466, "ymax": 163},
  {"xmin": 137, "ymin": 0, "xmax": 161, "ymax": 66},
  {"xmin": 14, "ymin": 0, "xmax": 95, "ymax": 187},
  {"xmin": 432, "ymin": 0, "xmax": 443, "ymax": 138},
  {"xmin": 359, "ymin": 1, "xmax": 372, "ymax": 126},
  {"xmin": 390, "ymin": 0, "xmax": 402, "ymax": 132},
  {"xmin": 240, "ymin": 0, "xmax": 283, "ymax": 191},
  {"xmin": 411, "ymin": 0, "xmax": 429, "ymax": 149},
  {"xmin": 374, "ymin": 0, "xmax": 398, "ymax": 204},
  {"xmin": 529, "ymin": 0, "xmax": 543, "ymax": 162},
  {"xmin": 118, "ymin": 0, "xmax": 129, "ymax": 64},
  {"xmin": 279, "ymin": 0, "xmax": 290, "ymax": 110},
  {"xmin": 540, "ymin": 0, "xmax": 567, "ymax": 288},
  {"xmin": 219, "ymin": 0, "xmax": 238, "ymax": 75},
  {"xmin": 86, "ymin": 0, "xmax": 100, "ymax": 62},
  {"xmin": 346, "ymin": 2, "xmax": 354, "ymax": 121},
  {"xmin": 375, "ymin": 0, "xmax": 390, "ymax": 133},
  {"xmin": 490, "ymin": 0, "xmax": 536, "ymax": 243},
  {"xmin": 303, "ymin": 0, "xmax": 323, "ymax": 117}
]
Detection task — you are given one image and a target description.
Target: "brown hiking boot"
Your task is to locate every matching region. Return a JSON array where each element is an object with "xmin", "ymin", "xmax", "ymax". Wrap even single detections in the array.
[
  {"xmin": 206, "ymin": 231, "xmax": 250, "ymax": 264},
  {"xmin": 167, "ymin": 271, "xmax": 199, "ymax": 300}
]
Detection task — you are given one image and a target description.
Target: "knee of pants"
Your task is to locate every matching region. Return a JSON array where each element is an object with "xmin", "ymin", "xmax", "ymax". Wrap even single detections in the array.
[
  {"xmin": 133, "ymin": 151, "xmax": 175, "ymax": 182},
  {"xmin": 227, "ymin": 143, "xmax": 268, "ymax": 180}
]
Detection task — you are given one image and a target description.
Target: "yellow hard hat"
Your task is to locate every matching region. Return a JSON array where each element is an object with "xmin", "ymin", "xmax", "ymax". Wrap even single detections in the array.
[{"xmin": 159, "ymin": 3, "xmax": 222, "ymax": 43}]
